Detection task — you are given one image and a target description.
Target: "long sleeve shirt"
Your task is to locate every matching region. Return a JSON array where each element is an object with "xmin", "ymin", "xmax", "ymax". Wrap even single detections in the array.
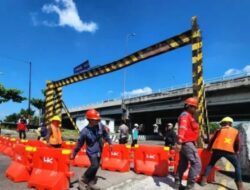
[
  {"xmin": 72, "ymin": 122, "xmax": 112, "ymax": 158},
  {"xmin": 177, "ymin": 111, "xmax": 199, "ymax": 143}
]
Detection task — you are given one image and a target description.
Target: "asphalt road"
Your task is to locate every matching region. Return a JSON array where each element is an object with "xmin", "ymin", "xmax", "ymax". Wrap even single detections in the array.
[{"xmin": 1, "ymin": 152, "xmax": 250, "ymax": 190}]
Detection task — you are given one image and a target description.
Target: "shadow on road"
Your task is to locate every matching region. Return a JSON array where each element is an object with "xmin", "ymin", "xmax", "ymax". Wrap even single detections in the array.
[
  {"xmin": 219, "ymin": 170, "xmax": 250, "ymax": 183},
  {"xmin": 211, "ymin": 182, "xmax": 235, "ymax": 190},
  {"xmin": 152, "ymin": 175, "xmax": 175, "ymax": 188}
]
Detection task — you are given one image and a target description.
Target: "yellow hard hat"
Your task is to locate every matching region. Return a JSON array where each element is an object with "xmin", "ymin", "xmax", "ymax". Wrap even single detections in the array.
[
  {"xmin": 51, "ymin": 115, "xmax": 61, "ymax": 122},
  {"xmin": 220, "ymin": 117, "xmax": 233, "ymax": 124}
]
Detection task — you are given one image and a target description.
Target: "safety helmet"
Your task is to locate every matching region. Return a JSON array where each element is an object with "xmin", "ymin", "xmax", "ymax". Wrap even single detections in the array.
[
  {"xmin": 134, "ymin": 123, "xmax": 139, "ymax": 127},
  {"xmin": 184, "ymin": 97, "xmax": 198, "ymax": 108},
  {"xmin": 51, "ymin": 115, "xmax": 61, "ymax": 122},
  {"xmin": 85, "ymin": 109, "xmax": 100, "ymax": 120},
  {"xmin": 220, "ymin": 117, "xmax": 234, "ymax": 124},
  {"xmin": 167, "ymin": 123, "xmax": 173, "ymax": 127}
]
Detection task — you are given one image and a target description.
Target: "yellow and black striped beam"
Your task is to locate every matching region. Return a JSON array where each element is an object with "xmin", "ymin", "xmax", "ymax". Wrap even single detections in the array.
[
  {"xmin": 44, "ymin": 81, "xmax": 55, "ymax": 128},
  {"xmin": 62, "ymin": 100, "xmax": 79, "ymax": 133},
  {"xmin": 53, "ymin": 30, "xmax": 192, "ymax": 88},
  {"xmin": 191, "ymin": 16, "xmax": 209, "ymax": 146},
  {"xmin": 45, "ymin": 16, "xmax": 209, "ymax": 145}
]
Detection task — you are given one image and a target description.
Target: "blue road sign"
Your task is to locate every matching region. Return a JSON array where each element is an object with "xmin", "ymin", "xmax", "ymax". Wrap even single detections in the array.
[{"xmin": 73, "ymin": 60, "xmax": 90, "ymax": 74}]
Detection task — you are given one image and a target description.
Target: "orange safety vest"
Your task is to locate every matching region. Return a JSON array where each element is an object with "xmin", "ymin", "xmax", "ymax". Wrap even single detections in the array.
[
  {"xmin": 49, "ymin": 124, "xmax": 62, "ymax": 145},
  {"xmin": 212, "ymin": 127, "xmax": 238, "ymax": 153}
]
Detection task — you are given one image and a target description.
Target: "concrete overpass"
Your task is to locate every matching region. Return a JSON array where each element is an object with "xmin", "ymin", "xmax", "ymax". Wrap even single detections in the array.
[{"xmin": 62, "ymin": 75, "xmax": 250, "ymax": 133}]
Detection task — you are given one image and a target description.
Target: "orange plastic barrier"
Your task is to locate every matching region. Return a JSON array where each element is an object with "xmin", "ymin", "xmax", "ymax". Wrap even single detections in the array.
[
  {"xmin": 72, "ymin": 145, "xmax": 90, "ymax": 168},
  {"xmin": 0, "ymin": 136, "xmax": 5, "ymax": 151},
  {"xmin": 2, "ymin": 137, "xmax": 17, "ymax": 157},
  {"xmin": 0, "ymin": 136, "xmax": 8, "ymax": 152},
  {"xmin": 168, "ymin": 149, "xmax": 177, "ymax": 174},
  {"xmin": 198, "ymin": 148, "xmax": 219, "ymax": 182},
  {"xmin": 26, "ymin": 139, "xmax": 48, "ymax": 147},
  {"xmin": 27, "ymin": 147, "xmax": 74, "ymax": 190},
  {"xmin": 62, "ymin": 141, "xmax": 76, "ymax": 150},
  {"xmin": 5, "ymin": 144, "xmax": 35, "ymax": 182},
  {"xmin": 134, "ymin": 145, "xmax": 169, "ymax": 176},
  {"xmin": 174, "ymin": 148, "xmax": 218, "ymax": 182},
  {"xmin": 101, "ymin": 144, "xmax": 131, "ymax": 172}
]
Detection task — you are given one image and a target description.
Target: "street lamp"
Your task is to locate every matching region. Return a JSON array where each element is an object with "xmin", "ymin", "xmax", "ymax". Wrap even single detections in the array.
[
  {"xmin": 122, "ymin": 33, "xmax": 136, "ymax": 123},
  {"xmin": 123, "ymin": 33, "xmax": 136, "ymax": 99}
]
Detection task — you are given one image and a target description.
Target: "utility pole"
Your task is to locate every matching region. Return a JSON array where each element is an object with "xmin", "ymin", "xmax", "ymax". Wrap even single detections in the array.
[{"xmin": 28, "ymin": 61, "xmax": 32, "ymax": 115}]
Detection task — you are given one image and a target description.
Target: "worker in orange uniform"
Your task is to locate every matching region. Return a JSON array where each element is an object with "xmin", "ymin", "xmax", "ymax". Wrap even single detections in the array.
[
  {"xmin": 174, "ymin": 97, "xmax": 201, "ymax": 190},
  {"xmin": 71, "ymin": 109, "xmax": 112, "ymax": 190},
  {"xmin": 46, "ymin": 115, "xmax": 62, "ymax": 148},
  {"xmin": 201, "ymin": 117, "xmax": 246, "ymax": 190}
]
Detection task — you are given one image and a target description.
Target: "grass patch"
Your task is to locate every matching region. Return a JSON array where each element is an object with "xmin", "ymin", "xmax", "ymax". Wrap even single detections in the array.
[{"xmin": 61, "ymin": 129, "xmax": 79, "ymax": 138}]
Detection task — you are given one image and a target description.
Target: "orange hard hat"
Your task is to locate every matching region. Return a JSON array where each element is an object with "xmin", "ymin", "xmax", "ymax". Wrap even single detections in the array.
[
  {"xmin": 184, "ymin": 97, "xmax": 198, "ymax": 107},
  {"xmin": 85, "ymin": 109, "xmax": 100, "ymax": 120}
]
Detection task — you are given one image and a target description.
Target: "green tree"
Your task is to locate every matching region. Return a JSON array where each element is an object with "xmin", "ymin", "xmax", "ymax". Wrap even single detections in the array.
[
  {"xmin": 0, "ymin": 83, "xmax": 26, "ymax": 104},
  {"xmin": 4, "ymin": 108, "xmax": 35, "ymax": 123},
  {"xmin": 208, "ymin": 122, "xmax": 220, "ymax": 134},
  {"xmin": 31, "ymin": 98, "xmax": 45, "ymax": 111},
  {"xmin": 4, "ymin": 113, "xmax": 19, "ymax": 123}
]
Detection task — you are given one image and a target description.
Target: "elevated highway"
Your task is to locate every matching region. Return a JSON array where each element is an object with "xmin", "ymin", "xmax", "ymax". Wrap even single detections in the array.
[{"xmin": 63, "ymin": 75, "xmax": 250, "ymax": 132}]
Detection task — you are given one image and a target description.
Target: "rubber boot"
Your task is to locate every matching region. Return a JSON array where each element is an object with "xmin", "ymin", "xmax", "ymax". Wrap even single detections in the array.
[
  {"xmin": 78, "ymin": 176, "xmax": 89, "ymax": 190},
  {"xmin": 89, "ymin": 177, "xmax": 98, "ymax": 185},
  {"xmin": 174, "ymin": 178, "xmax": 181, "ymax": 189},
  {"xmin": 200, "ymin": 176, "xmax": 208, "ymax": 186},
  {"xmin": 86, "ymin": 182, "xmax": 101, "ymax": 190},
  {"xmin": 235, "ymin": 181, "xmax": 247, "ymax": 190}
]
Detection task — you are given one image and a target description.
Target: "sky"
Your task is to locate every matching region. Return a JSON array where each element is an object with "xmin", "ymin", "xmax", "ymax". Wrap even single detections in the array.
[{"xmin": 0, "ymin": 0, "xmax": 250, "ymax": 119}]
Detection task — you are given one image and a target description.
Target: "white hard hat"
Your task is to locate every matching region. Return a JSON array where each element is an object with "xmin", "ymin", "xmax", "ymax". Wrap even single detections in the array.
[
  {"xmin": 167, "ymin": 123, "xmax": 173, "ymax": 127},
  {"xmin": 134, "ymin": 123, "xmax": 139, "ymax": 127}
]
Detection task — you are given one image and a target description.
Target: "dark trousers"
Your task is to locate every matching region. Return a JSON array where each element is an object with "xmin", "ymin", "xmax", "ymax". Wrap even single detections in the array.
[
  {"xmin": 204, "ymin": 150, "xmax": 242, "ymax": 182},
  {"xmin": 19, "ymin": 130, "xmax": 26, "ymax": 139},
  {"xmin": 84, "ymin": 155, "xmax": 100, "ymax": 181},
  {"xmin": 176, "ymin": 142, "xmax": 201, "ymax": 183},
  {"xmin": 131, "ymin": 139, "xmax": 138, "ymax": 147},
  {"xmin": 119, "ymin": 137, "xmax": 128, "ymax": 144},
  {"xmin": 50, "ymin": 144, "xmax": 62, "ymax": 148}
]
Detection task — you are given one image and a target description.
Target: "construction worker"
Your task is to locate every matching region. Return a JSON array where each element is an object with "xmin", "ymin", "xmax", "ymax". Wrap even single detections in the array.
[
  {"xmin": 131, "ymin": 123, "xmax": 139, "ymax": 147},
  {"xmin": 201, "ymin": 117, "xmax": 246, "ymax": 190},
  {"xmin": 164, "ymin": 123, "xmax": 176, "ymax": 148},
  {"xmin": 16, "ymin": 118, "xmax": 28, "ymax": 139},
  {"xmin": 46, "ymin": 115, "xmax": 62, "ymax": 148},
  {"xmin": 118, "ymin": 121, "xmax": 129, "ymax": 144},
  {"xmin": 174, "ymin": 97, "xmax": 201, "ymax": 190},
  {"xmin": 35, "ymin": 122, "xmax": 48, "ymax": 141},
  {"xmin": 70, "ymin": 109, "xmax": 112, "ymax": 190}
]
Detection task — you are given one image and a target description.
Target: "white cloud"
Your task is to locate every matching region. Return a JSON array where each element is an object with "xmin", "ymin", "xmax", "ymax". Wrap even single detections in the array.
[
  {"xmin": 243, "ymin": 65, "xmax": 250, "ymax": 74},
  {"xmin": 42, "ymin": 0, "xmax": 98, "ymax": 33},
  {"xmin": 223, "ymin": 68, "xmax": 241, "ymax": 77},
  {"xmin": 223, "ymin": 65, "xmax": 250, "ymax": 77},
  {"xmin": 30, "ymin": 13, "xmax": 39, "ymax": 26},
  {"xmin": 123, "ymin": 87, "xmax": 153, "ymax": 97}
]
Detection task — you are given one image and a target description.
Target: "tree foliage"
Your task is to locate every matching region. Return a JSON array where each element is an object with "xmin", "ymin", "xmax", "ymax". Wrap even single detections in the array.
[
  {"xmin": 208, "ymin": 122, "xmax": 220, "ymax": 134},
  {"xmin": 31, "ymin": 98, "xmax": 44, "ymax": 110},
  {"xmin": 4, "ymin": 108, "xmax": 35, "ymax": 123},
  {"xmin": 0, "ymin": 83, "xmax": 26, "ymax": 104}
]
